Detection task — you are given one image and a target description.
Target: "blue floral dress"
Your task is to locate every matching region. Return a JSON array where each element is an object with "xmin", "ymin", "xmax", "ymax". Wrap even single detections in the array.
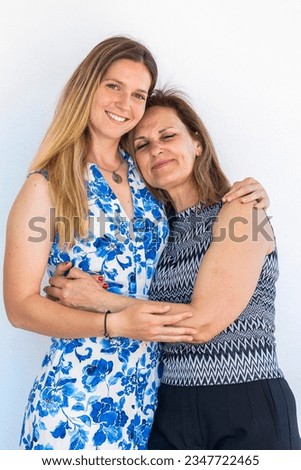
[{"xmin": 20, "ymin": 150, "xmax": 168, "ymax": 450}]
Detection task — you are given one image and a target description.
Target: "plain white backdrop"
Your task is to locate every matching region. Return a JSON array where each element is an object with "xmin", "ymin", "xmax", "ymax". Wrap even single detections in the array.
[{"xmin": 0, "ymin": 0, "xmax": 300, "ymax": 450}]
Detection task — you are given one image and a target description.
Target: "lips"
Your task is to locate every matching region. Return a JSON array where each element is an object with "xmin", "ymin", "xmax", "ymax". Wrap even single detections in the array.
[
  {"xmin": 105, "ymin": 111, "xmax": 129, "ymax": 123},
  {"xmin": 152, "ymin": 159, "xmax": 174, "ymax": 170}
]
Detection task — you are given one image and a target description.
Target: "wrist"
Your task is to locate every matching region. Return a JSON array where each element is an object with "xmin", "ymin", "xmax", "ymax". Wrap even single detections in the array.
[
  {"xmin": 103, "ymin": 310, "xmax": 111, "ymax": 338},
  {"xmin": 94, "ymin": 291, "xmax": 117, "ymax": 313},
  {"xmin": 106, "ymin": 309, "xmax": 124, "ymax": 338},
  {"xmin": 94, "ymin": 290, "xmax": 109, "ymax": 313}
]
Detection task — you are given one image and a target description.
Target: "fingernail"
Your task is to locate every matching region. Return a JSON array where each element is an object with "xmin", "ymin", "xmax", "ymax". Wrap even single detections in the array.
[
  {"xmin": 97, "ymin": 276, "xmax": 104, "ymax": 282},
  {"xmin": 103, "ymin": 282, "xmax": 108, "ymax": 289}
]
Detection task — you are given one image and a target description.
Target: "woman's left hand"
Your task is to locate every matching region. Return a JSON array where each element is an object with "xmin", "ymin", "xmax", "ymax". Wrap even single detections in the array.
[
  {"xmin": 222, "ymin": 177, "xmax": 270, "ymax": 209},
  {"xmin": 44, "ymin": 266, "xmax": 107, "ymax": 311}
]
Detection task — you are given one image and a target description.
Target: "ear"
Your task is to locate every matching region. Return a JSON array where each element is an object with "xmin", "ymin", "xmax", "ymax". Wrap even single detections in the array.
[{"xmin": 195, "ymin": 141, "xmax": 202, "ymax": 157}]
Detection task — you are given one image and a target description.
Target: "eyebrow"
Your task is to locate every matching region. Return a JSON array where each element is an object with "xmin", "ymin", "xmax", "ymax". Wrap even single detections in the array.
[
  {"xmin": 134, "ymin": 127, "xmax": 174, "ymax": 141},
  {"xmin": 102, "ymin": 78, "xmax": 148, "ymax": 95}
]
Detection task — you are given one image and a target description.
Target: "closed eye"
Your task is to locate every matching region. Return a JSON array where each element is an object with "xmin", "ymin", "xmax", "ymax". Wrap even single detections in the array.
[
  {"xmin": 161, "ymin": 133, "xmax": 176, "ymax": 140},
  {"xmin": 135, "ymin": 141, "xmax": 149, "ymax": 151}
]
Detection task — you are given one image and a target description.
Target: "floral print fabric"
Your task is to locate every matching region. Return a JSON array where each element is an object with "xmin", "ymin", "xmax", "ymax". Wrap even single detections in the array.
[{"xmin": 20, "ymin": 151, "xmax": 168, "ymax": 450}]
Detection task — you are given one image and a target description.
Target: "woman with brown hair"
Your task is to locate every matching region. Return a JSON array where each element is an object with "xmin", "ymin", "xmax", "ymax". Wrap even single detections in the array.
[{"xmin": 135, "ymin": 89, "xmax": 301, "ymax": 450}]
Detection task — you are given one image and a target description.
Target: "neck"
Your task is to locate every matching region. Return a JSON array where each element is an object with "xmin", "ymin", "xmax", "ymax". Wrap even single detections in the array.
[
  {"xmin": 89, "ymin": 144, "xmax": 121, "ymax": 169},
  {"xmin": 169, "ymin": 187, "xmax": 199, "ymax": 213},
  {"xmin": 87, "ymin": 131, "xmax": 121, "ymax": 167}
]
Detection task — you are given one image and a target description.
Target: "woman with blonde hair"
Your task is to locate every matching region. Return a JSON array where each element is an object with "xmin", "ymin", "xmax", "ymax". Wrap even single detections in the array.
[
  {"xmin": 4, "ymin": 36, "xmax": 269, "ymax": 450},
  {"xmin": 4, "ymin": 35, "xmax": 188, "ymax": 450}
]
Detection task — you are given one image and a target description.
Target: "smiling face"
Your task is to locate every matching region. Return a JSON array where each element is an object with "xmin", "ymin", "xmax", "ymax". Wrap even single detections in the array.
[
  {"xmin": 134, "ymin": 106, "xmax": 201, "ymax": 208},
  {"xmin": 89, "ymin": 59, "xmax": 152, "ymax": 144}
]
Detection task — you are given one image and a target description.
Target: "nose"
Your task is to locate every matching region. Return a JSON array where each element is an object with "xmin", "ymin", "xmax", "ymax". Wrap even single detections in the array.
[
  {"xmin": 116, "ymin": 92, "xmax": 131, "ymax": 110},
  {"xmin": 149, "ymin": 141, "xmax": 164, "ymax": 157}
]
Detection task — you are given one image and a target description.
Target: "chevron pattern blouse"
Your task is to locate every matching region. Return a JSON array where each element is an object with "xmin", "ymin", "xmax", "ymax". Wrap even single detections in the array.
[{"xmin": 149, "ymin": 202, "xmax": 284, "ymax": 386}]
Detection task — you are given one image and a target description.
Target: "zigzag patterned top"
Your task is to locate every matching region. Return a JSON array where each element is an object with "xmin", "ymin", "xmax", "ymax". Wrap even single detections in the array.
[{"xmin": 149, "ymin": 202, "xmax": 284, "ymax": 386}]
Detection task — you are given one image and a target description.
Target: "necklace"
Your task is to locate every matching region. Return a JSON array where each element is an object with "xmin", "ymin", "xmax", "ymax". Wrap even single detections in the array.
[{"xmin": 92, "ymin": 151, "xmax": 124, "ymax": 184}]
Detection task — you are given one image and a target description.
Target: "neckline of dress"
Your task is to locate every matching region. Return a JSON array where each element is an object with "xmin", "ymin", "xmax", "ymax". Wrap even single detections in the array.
[
  {"xmin": 86, "ymin": 152, "xmax": 135, "ymax": 222},
  {"xmin": 174, "ymin": 201, "xmax": 223, "ymax": 218}
]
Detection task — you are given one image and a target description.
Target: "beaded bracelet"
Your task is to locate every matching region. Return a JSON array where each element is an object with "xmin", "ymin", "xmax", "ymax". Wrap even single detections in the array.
[{"xmin": 103, "ymin": 310, "xmax": 111, "ymax": 338}]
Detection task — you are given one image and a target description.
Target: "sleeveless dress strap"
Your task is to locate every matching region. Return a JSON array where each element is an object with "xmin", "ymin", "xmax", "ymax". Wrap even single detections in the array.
[{"xmin": 27, "ymin": 169, "xmax": 49, "ymax": 180}]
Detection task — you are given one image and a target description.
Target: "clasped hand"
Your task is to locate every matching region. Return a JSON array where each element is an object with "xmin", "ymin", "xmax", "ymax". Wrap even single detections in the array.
[
  {"xmin": 44, "ymin": 262, "xmax": 196, "ymax": 342},
  {"xmin": 44, "ymin": 262, "xmax": 104, "ymax": 311}
]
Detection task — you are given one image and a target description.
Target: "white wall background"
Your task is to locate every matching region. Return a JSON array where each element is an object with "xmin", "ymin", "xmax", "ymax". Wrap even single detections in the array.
[{"xmin": 0, "ymin": 0, "xmax": 300, "ymax": 450}]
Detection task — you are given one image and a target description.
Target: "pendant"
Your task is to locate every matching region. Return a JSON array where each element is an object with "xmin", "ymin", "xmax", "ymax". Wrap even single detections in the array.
[{"xmin": 112, "ymin": 172, "xmax": 122, "ymax": 184}]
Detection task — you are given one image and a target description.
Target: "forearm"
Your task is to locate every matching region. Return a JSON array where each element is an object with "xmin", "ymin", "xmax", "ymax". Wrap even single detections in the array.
[
  {"xmin": 90, "ymin": 289, "xmax": 145, "ymax": 313},
  {"xmin": 7, "ymin": 292, "xmax": 197, "ymax": 343},
  {"xmin": 47, "ymin": 264, "xmax": 193, "ymax": 314},
  {"xmin": 171, "ymin": 302, "xmax": 229, "ymax": 343},
  {"xmin": 45, "ymin": 273, "xmax": 155, "ymax": 313},
  {"xmin": 96, "ymin": 293, "xmax": 236, "ymax": 342},
  {"xmin": 6, "ymin": 293, "xmax": 105, "ymax": 338},
  {"xmin": 162, "ymin": 302, "xmax": 210, "ymax": 340}
]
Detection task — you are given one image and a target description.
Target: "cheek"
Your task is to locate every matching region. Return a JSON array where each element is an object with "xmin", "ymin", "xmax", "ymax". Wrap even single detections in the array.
[
  {"xmin": 136, "ymin": 157, "xmax": 151, "ymax": 180},
  {"xmin": 135, "ymin": 156, "xmax": 146, "ymax": 173},
  {"xmin": 89, "ymin": 99, "xmax": 100, "ymax": 121},
  {"xmin": 134, "ymin": 102, "xmax": 146, "ymax": 121}
]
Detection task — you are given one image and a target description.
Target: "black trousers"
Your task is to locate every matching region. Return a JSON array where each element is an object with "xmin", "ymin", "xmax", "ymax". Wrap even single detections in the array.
[{"xmin": 148, "ymin": 378, "xmax": 301, "ymax": 450}]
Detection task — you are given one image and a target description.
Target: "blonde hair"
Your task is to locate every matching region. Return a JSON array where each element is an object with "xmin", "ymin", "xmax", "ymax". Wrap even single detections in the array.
[
  {"xmin": 30, "ymin": 36, "xmax": 158, "ymax": 246},
  {"xmin": 127, "ymin": 88, "xmax": 230, "ymax": 213}
]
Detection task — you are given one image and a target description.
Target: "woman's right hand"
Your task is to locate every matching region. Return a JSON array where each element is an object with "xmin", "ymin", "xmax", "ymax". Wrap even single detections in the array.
[{"xmin": 109, "ymin": 303, "xmax": 197, "ymax": 343}]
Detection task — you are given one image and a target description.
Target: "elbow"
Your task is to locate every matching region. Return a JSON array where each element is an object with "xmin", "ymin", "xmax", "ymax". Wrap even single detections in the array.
[
  {"xmin": 5, "ymin": 305, "xmax": 26, "ymax": 329},
  {"xmin": 190, "ymin": 302, "xmax": 228, "ymax": 343},
  {"xmin": 193, "ymin": 322, "xmax": 219, "ymax": 343},
  {"xmin": 4, "ymin": 295, "xmax": 29, "ymax": 330}
]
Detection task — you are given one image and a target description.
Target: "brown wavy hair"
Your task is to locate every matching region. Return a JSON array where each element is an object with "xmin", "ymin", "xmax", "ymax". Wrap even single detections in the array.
[{"xmin": 30, "ymin": 36, "xmax": 158, "ymax": 246}]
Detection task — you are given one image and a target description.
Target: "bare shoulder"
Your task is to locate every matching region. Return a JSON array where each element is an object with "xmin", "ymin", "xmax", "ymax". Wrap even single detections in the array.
[
  {"xmin": 220, "ymin": 199, "xmax": 255, "ymax": 216},
  {"xmin": 218, "ymin": 200, "xmax": 269, "ymax": 225},
  {"xmin": 6, "ymin": 172, "xmax": 54, "ymax": 244},
  {"xmin": 12, "ymin": 172, "xmax": 52, "ymax": 213},
  {"xmin": 22, "ymin": 171, "xmax": 50, "ymax": 196}
]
